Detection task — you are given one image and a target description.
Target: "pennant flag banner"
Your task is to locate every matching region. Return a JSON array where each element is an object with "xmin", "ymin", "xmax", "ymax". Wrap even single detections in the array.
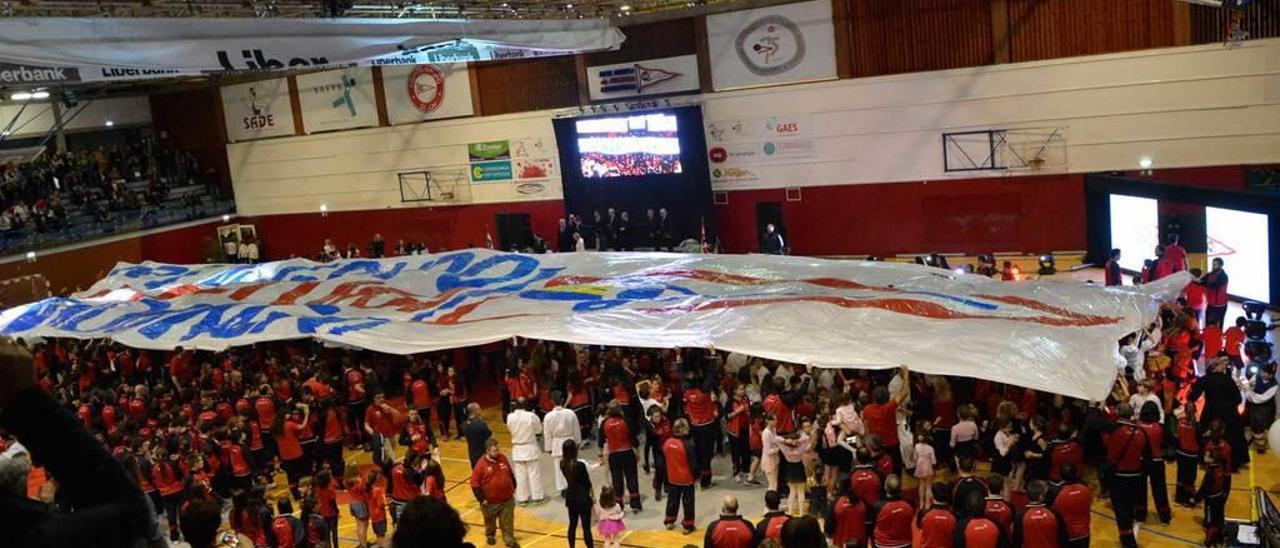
[
  {"xmin": 0, "ymin": 251, "xmax": 1188, "ymax": 400},
  {"xmin": 0, "ymin": 17, "xmax": 625, "ymax": 83}
]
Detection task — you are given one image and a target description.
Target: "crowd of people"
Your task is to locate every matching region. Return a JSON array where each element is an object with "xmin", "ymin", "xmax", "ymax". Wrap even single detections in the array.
[
  {"xmin": 559, "ymin": 206, "xmax": 678, "ymax": 252},
  {"xmin": 0, "ymin": 278, "xmax": 1270, "ymax": 548},
  {"xmin": 0, "ymin": 223, "xmax": 1273, "ymax": 548},
  {"xmin": 579, "ymin": 152, "xmax": 683, "ymax": 179},
  {"xmin": 0, "ymin": 139, "xmax": 215, "ymax": 238}
]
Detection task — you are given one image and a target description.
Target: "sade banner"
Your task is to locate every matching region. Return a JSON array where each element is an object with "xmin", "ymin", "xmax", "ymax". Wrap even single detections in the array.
[{"xmin": 0, "ymin": 251, "xmax": 1188, "ymax": 400}]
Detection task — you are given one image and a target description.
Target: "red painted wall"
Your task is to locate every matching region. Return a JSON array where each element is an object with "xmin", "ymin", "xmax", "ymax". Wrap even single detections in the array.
[
  {"xmin": 714, "ymin": 174, "xmax": 1087, "ymax": 256},
  {"xmin": 229, "ymin": 175, "xmax": 1088, "ymax": 260},
  {"xmin": 235, "ymin": 200, "xmax": 566, "ymax": 259}
]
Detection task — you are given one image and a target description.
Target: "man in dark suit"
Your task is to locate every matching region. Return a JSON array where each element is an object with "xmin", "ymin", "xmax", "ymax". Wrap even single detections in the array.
[
  {"xmin": 462, "ymin": 402, "xmax": 493, "ymax": 468},
  {"xmin": 656, "ymin": 208, "xmax": 673, "ymax": 251},
  {"xmin": 761, "ymin": 224, "xmax": 786, "ymax": 255}
]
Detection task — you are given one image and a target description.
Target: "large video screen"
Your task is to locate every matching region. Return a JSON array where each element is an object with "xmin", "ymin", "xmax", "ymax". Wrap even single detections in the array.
[
  {"xmin": 1207, "ymin": 207, "xmax": 1270, "ymax": 302},
  {"xmin": 576, "ymin": 112, "xmax": 682, "ymax": 178},
  {"xmin": 1109, "ymin": 194, "xmax": 1159, "ymax": 272}
]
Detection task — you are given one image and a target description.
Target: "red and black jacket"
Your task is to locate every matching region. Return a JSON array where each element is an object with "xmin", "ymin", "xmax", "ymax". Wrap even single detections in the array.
[
  {"xmin": 755, "ymin": 511, "xmax": 791, "ymax": 544},
  {"xmin": 703, "ymin": 515, "xmax": 755, "ymax": 548},
  {"xmin": 870, "ymin": 497, "xmax": 914, "ymax": 548},
  {"xmin": 1048, "ymin": 482, "xmax": 1092, "ymax": 541},
  {"xmin": 1013, "ymin": 502, "xmax": 1067, "ymax": 548},
  {"xmin": 917, "ymin": 503, "xmax": 958, "ymax": 547}
]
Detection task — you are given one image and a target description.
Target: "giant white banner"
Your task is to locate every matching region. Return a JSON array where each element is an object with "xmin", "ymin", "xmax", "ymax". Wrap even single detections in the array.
[
  {"xmin": 706, "ymin": 0, "xmax": 837, "ymax": 90},
  {"xmin": 0, "ymin": 251, "xmax": 1187, "ymax": 400},
  {"xmin": 296, "ymin": 68, "xmax": 379, "ymax": 134},
  {"xmin": 0, "ymin": 18, "xmax": 625, "ymax": 80},
  {"xmin": 382, "ymin": 64, "xmax": 475, "ymax": 125},
  {"xmin": 220, "ymin": 78, "xmax": 296, "ymax": 142}
]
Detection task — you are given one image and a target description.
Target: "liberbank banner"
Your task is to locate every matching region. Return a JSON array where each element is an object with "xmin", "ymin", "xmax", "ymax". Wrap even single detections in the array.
[
  {"xmin": 0, "ymin": 17, "xmax": 625, "ymax": 83},
  {"xmin": 0, "ymin": 251, "xmax": 1188, "ymax": 400}
]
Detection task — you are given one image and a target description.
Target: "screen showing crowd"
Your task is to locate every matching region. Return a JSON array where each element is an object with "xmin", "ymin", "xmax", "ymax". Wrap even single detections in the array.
[{"xmin": 576, "ymin": 112, "xmax": 683, "ymax": 178}]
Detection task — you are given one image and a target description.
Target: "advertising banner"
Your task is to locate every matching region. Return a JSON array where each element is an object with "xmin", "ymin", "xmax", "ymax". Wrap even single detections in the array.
[
  {"xmin": 296, "ymin": 67, "xmax": 378, "ymax": 134},
  {"xmin": 468, "ymin": 140, "xmax": 511, "ymax": 162},
  {"xmin": 0, "ymin": 18, "xmax": 625, "ymax": 81},
  {"xmin": 220, "ymin": 78, "xmax": 295, "ymax": 142},
  {"xmin": 705, "ymin": 114, "xmax": 814, "ymax": 182},
  {"xmin": 470, "ymin": 160, "xmax": 514, "ymax": 182},
  {"xmin": 0, "ymin": 252, "xmax": 1189, "ymax": 400}
]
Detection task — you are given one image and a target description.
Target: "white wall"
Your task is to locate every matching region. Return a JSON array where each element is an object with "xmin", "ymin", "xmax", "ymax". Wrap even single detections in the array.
[
  {"xmin": 229, "ymin": 110, "xmax": 561, "ymax": 216},
  {"xmin": 230, "ymin": 38, "xmax": 1280, "ymax": 216},
  {"xmin": 0, "ymin": 96, "xmax": 151, "ymax": 138},
  {"xmin": 701, "ymin": 37, "xmax": 1280, "ymax": 190}
]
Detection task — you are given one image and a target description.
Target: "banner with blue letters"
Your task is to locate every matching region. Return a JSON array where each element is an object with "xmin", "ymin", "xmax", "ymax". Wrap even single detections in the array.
[{"xmin": 0, "ymin": 250, "xmax": 1187, "ymax": 400}]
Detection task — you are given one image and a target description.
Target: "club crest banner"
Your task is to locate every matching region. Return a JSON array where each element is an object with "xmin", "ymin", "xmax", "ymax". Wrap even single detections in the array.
[
  {"xmin": 706, "ymin": 0, "xmax": 837, "ymax": 90},
  {"xmin": 382, "ymin": 64, "xmax": 474, "ymax": 124},
  {"xmin": 0, "ymin": 252, "xmax": 1187, "ymax": 400}
]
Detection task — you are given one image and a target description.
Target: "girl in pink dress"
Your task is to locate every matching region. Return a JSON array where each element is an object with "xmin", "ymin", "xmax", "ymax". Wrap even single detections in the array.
[
  {"xmin": 913, "ymin": 427, "xmax": 937, "ymax": 508},
  {"xmin": 595, "ymin": 486, "xmax": 626, "ymax": 548}
]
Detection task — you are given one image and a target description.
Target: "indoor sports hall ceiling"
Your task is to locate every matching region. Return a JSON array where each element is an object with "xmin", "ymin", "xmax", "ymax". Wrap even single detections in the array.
[{"xmin": 0, "ymin": 0, "xmax": 789, "ymax": 20}]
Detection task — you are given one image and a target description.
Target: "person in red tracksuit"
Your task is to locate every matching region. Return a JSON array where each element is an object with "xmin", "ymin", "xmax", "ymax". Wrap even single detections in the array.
[
  {"xmin": 271, "ymin": 498, "xmax": 305, "ymax": 548},
  {"xmin": 1102, "ymin": 403, "xmax": 1150, "ymax": 548},
  {"xmin": 869, "ymin": 475, "xmax": 913, "ymax": 548},
  {"xmin": 1134, "ymin": 401, "xmax": 1172, "ymax": 524},
  {"xmin": 1045, "ymin": 426, "xmax": 1084, "ymax": 483},
  {"xmin": 850, "ymin": 450, "xmax": 885, "ymax": 505},
  {"xmin": 982, "ymin": 475, "xmax": 1015, "ymax": 544},
  {"xmin": 762, "ymin": 377, "xmax": 803, "ymax": 435},
  {"xmin": 663, "ymin": 418, "xmax": 697, "ymax": 533},
  {"xmin": 757, "ymin": 490, "xmax": 792, "ymax": 544},
  {"xmin": 315, "ymin": 469, "xmax": 340, "ymax": 548},
  {"xmin": 601, "ymin": 401, "xmax": 643, "ymax": 511},
  {"xmin": 344, "ymin": 361, "xmax": 368, "ymax": 446},
  {"xmin": 649, "ymin": 406, "xmax": 673, "ymax": 501},
  {"xmin": 1014, "ymin": 481, "xmax": 1067, "ymax": 548},
  {"xmin": 825, "ymin": 480, "xmax": 867, "ymax": 548},
  {"xmin": 1047, "ymin": 464, "xmax": 1092, "ymax": 548},
  {"xmin": 955, "ymin": 492, "xmax": 1006, "ymax": 547},
  {"xmin": 152, "ymin": 449, "xmax": 186, "ymax": 542},
  {"xmin": 320, "ymin": 399, "xmax": 346, "ymax": 481},
  {"xmin": 703, "ymin": 496, "xmax": 755, "ymax": 548},
  {"xmin": 222, "ymin": 429, "xmax": 255, "ymax": 492},
  {"xmin": 1174, "ymin": 401, "xmax": 1203, "ymax": 506},
  {"xmin": 408, "ymin": 372, "xmax": 436, "ymax": 445},
  {"xmin": 917, "ymin": 482, "xmax": 958, "ymax": 548},
  {"xmin": 683, "ymin": 360, "xmax": 720, "ymax": 488},
  {"xmin": 1194, "ymin": 442, "xmax": 1231, "ymax": 546},
  {"xmin": 389, "ymin": 450, "xmax": 423, "ymax": 525}
]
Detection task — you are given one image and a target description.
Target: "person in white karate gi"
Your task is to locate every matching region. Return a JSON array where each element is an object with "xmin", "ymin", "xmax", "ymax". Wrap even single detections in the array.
[
  {"xmin": 542, "ymin": 392, "xmax": 582, "ymax": 492},
  {"xmin": 506, "ymin": 398, "xmax": 546, "ymax": 505}
]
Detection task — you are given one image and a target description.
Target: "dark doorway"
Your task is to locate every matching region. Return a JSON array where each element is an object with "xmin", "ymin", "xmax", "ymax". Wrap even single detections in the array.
[
  {"xmin": 495, "ymin": 213, "xmax": 532, "ymax": 251},
  {"xmin": 756, "ymin": 202, "xmax": 784, "ymax": 252}
]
